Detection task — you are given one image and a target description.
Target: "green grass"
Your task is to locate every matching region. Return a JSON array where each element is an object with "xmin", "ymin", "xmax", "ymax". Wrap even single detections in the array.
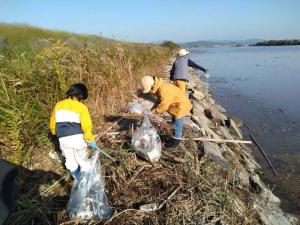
[{"xmin": 0, "ymin": 23, "xmax": 170, "ymax": 166}]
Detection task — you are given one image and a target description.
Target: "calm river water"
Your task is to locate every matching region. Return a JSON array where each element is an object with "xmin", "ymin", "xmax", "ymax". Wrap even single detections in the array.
[{"xmin": 190, "ymin": 46, "xmax": 300, "ymax": 215}]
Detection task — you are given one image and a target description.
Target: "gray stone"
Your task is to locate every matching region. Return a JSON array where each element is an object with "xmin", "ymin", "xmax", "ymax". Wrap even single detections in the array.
[
  {"xmin": 203, "ymin": 141, "xmax": 230, "ymax": 171},
  {"xmin": 251, "ymin": 174, "xmax": 298, "ymax": 225},
  {"xmin": 192, "ymin": 101, "xmax": 204, "ymax": 116},
  {"xmin": 214, "ymin": 104, "xmax": 227, "ymax": 113},
  {"xmin": 218, "ymin": 126, "xmax": 234, "ymax": 140},
  {"xmin": 190, "ymin": 90, "xmax": 205, "ymax": 101},
  {"xmin": 184, "ymin": 118, "xmax": 201, "ymax": 131}
]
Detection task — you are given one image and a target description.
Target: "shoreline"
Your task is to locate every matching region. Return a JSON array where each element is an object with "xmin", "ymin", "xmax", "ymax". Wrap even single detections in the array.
[
  {"xmin": 210, "ymin": 80, "xmax": 300, "ymax": 216},
  {"xmin": 154, "ymin": 58, "xmax": 298, "ymax": 224}
]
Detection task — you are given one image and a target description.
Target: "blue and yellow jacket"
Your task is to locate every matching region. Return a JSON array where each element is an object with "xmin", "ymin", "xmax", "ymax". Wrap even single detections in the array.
[{"xmin": 50, "ymin": 98, "xmax": 95, "ymax": 141}]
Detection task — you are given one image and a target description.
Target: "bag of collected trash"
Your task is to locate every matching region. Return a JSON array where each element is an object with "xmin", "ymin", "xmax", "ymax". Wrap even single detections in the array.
[
  {"xmin": 131, "ymin": 115, "xmax": 161, "ymax": 162},
  {"xmin": 126, "ymin": 102, "xmax": 145, "ymax": 115},
  {"xmin": 67, "ymin": 150, "xmax": 112, "ymax": 221}
]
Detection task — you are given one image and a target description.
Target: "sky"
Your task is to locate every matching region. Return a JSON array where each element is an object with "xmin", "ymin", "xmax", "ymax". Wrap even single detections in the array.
[{"xmin": 0, "ymin": 0, "xmax": 300, "ymax": 43}]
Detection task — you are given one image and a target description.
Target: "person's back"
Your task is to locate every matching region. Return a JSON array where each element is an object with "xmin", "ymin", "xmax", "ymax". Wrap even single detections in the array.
[
  {"xmin": 170, "ymin": 56, "xmax": 189, "ymax": 82},
  {"xmin": 51, "ymin": 98, "xmax": 93, "ymax": 141},
  {"xmin": 50, "ymin": 83, "xmax": 99, "ymax": 179},
  {"xmin": 170, "ymin": 48, "xmax": 207, "ymax": 92},
  {"xmin": 151, "ymin": 77, "xmax": 192, "ymax": 119}
]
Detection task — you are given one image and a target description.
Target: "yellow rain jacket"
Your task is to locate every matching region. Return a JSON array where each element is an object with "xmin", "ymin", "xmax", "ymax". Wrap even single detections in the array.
[
  {"xmin": 50, "ymin": 98, "xmax": 95, "ymax": 142},
  {"xmin": 151, "ymin": 77, "xmax": 192, "ymax": 119}
]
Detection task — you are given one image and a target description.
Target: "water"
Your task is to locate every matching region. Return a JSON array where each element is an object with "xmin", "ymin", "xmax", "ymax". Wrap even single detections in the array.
[{"xmin": 189, "ymin": 46, "xmax": 300, "ymax": 215}]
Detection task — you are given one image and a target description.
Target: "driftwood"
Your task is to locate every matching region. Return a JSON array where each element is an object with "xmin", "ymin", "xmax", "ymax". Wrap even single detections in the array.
[
  {"xmin": 190, "ymin": 137, "xmax": 252, "ymax": 144},
  {"xmin": 244, "ymin": 123, "xmax": 279, "ymax": 176},
  {"xmin": 249, "ymin": 133, "xmax": 278, "ymax": 176}
]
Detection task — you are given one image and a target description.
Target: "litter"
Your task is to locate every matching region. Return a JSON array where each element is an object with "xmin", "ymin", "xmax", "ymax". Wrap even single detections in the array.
[
  {"xmin": 131, "ymin": 115, "xmax": 161, "ymax": 162},
  {"xmin": 67, "ymin": 149, "xmax": 112, "ymax": 221},
  {"xmin": 126, "ymin": 102, "xmax": 145, "ymax": 115}
]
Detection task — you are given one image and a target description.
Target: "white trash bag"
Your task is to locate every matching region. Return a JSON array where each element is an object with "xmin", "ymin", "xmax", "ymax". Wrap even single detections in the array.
[
  {"xmin": 67, "ymin": 150, "xmax": 112, "ymax": 221},
  {"xmin": 126, "ymin": 102, "xmax": 145, "ymax": 115},
  {"xmin": 131, "ymin": 115, "xmax": 161, "ymax": 162}
]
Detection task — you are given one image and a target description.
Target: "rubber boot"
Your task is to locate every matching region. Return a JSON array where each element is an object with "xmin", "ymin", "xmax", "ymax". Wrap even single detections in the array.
[{"xmin": 164, "ymin": 138, "xmax": 180, "ymax": 150}]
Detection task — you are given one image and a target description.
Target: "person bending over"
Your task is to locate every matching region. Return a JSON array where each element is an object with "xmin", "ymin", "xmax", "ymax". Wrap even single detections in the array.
[{"xmin": 141, "ymin": 76, "xmax": 192, "ymax": 150}]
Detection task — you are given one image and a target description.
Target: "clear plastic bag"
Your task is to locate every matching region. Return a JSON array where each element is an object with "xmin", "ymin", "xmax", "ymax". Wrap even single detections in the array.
[
  {"xmin": 126, "ymin": 102, "xmax": 145, "ymax": 115},
  {"xmin": 131, "ymin": 115, "xmax": 161, "ymax": 162},
  {"xmin": 67, "ymin": 150, "xmax": 112, "ymax": 221}
]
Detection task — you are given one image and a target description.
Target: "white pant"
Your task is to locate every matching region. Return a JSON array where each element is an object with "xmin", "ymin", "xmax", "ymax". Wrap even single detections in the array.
[{"xmin": 59, "ymin": 134, "xmax": 92, "ymax": 172}]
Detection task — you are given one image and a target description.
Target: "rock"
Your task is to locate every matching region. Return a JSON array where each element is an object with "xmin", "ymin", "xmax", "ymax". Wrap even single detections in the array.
[
  {"xmin": 202, "ymin": 141, "xmax": 230, "ymax": 171},
  {"xmin": 191, "ymin": 101, "xmax": 204, "ymax": 116},
  {"xmin": 230, "ymin": 116, "xmax": 243, "ymax": 127},
  {"xmin": 190, "ymin": 90, "xmax": 205, "ymax": 101},
  {"xmin": 221, "ymin": 144, "xmax": 250, "ymax": 187},
  {"xmin": 214, "ymin": 104, "xmax": 227, "ymax": 113},
  {"xmin": 218, "ymin": 126, "xmax": 234, "ymax": 140},
  {"xmin": 238, "ymin": 170, "xmax": 250, "ymax": 187},
  {"xmin": 250, "ymin": 174, "xmax": 298, "ymax": 225},
  {"xmin": 184, "ymin": 118, "xmax": 201, "ymax": 131},
  {"xmin": 229, "ymin": 119, "xmax": 243, "ymax": 139},
  {"xmin": 191, "ymin": 116, "xmax": 219, "ymax": 139},
  {"xmin": 204, "ymin": 109, "xmax": 228, "ymax": 126}
]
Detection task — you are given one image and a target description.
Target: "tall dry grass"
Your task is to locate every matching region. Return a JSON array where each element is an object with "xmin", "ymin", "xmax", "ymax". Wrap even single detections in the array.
[
  {"xmin": 0, "ymin": 24, "xmax": 172, "ymax": 225},
  {"xmin": 0, "ymin": 24, "xmax": 170, "ymax": 166}
]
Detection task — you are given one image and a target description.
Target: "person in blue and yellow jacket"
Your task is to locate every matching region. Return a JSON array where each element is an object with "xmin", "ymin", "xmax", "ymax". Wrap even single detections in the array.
[
  {"xmin": 141, "ymin": 76, "xmax": 192, "ymax": 150},
  {"xmin": 50, "ymin": 83, "xmax": 98, "ymax": 179}
]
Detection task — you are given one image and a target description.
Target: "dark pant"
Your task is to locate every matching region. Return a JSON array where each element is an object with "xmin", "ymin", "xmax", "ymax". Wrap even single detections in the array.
[{"xmin": 0, "ymin": 160, "xmax": 19, "ymax": 225}]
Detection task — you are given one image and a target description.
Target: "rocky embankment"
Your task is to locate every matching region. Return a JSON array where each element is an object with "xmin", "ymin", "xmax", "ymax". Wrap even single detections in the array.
[{"xmin": 123, "ymin": 60, "xmax": 298, "ymax": 225}]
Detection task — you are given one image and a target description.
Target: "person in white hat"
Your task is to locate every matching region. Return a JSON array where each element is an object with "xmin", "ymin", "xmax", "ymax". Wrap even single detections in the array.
[
  {"xmin": 141, "ymin": 76, "xmax": 192, "ymax": 150},
  {"xmin": 170, "ymin": 48, "xmax": 208, "ymax": 92}
]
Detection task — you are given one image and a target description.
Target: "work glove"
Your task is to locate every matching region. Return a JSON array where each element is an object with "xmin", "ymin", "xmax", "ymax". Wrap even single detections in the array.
[{"xmin": 89, "ymin": 140, "xmax": 98, "ymax": 150}]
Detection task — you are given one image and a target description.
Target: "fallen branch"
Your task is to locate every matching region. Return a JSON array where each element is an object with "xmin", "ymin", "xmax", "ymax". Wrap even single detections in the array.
[
  {"xmin": 190, "ymin": 137, "xmax": 252, "ymax": 144},
  {"xmin": 244, "ymin": 123, "xmax": 278, "ymax": 176},
  {"xmin": 126, "ymin": 166, "xmax": 145, "ymax": 186},
  {"xmin": 249, "ymin": 133, "xmax": 278, "ymax": 176},
  {"xmin": 157, "ymin": 186, "xmax": 181, "ymax": 210},
  {"xmin": 96, "ymin": 117, "xmax": 123, "ymax": 141},
  {"xmin": 162, "ymin": 151, "xmax": 186, "ymax": 163}
]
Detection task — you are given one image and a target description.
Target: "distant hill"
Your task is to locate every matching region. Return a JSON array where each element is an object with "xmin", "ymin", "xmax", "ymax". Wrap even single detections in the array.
[
  {"xmin": 251, "ymin": 39, "xmax": 300, "ymax": 46},
  {"xmin": 181, "ymin": 39, "xmax": 263, "ymax": 48}
]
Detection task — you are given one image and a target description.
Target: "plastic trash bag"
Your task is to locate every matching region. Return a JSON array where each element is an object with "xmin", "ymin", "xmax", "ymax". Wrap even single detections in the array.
[
  {"xmin": 126, "ymin": 102, "xmax": 145, "ymax": 115},
  {"xmin": 67, "ymin": 150, "xmax": 112, "ymax": 221},
  {"xmin": 131, "ymin": 115, "xmax": 161, "ymax": 162}
]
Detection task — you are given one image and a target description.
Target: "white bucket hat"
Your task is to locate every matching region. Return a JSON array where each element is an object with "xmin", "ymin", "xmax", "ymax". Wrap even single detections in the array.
[
  {"xmin": 178, "ymin": 48, "xmax": 189, "ymax": 56},
  {"xmin": 141, "ymin": 76, "xmax": 154, "ymax": 93}
]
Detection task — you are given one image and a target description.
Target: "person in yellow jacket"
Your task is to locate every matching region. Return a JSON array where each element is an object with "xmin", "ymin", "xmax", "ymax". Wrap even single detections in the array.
[
  {"xmin": 50, "ymin": 83, "xmax": 98, "ymax": 179},
  {"xmin": 141, "ymin": 76, "xmax": 192, "ymax": 150}
]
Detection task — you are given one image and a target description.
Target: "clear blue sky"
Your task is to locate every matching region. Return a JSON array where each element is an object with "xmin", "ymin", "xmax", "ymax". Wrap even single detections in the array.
[{"xmin": 0, "ymin": 0, "xmax": 299, "ymax": 42}]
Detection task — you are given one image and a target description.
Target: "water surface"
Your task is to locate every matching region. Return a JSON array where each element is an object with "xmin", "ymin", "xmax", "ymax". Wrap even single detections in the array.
[{"xmin": 190, "ymin": 46, "xmax": 300, "ymax": 215}]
